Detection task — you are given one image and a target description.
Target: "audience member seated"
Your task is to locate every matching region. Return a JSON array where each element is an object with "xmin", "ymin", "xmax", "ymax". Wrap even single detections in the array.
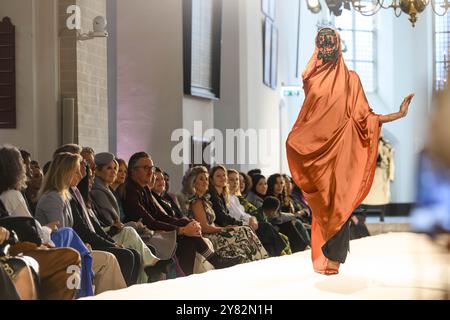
[
  {"xmin": 152, "ymin": 167, "xmax": 216, "ymax": 275},
  {"xmin": 188, "ymin": 165, "xmax": 267, "ymax": 263},
  {"xmin": 122, "ymin": 152, "xmax": 242, "ymax": 275},
  {"xmin": 81, "ymin": 147, "xmax": 96, "ymax": 172},
  {"xmin": 177, "ymin": 170, "xmax": 196, "ymax": 215},
  {"xmin": 227, "ymin": 169, "xmax": 291, "ymax": 257},
  {"xmin": 56, "ymin": 146, "xmax": 142, "ymax": 285},
  {"xmin": 245, "ymin": 174, "xmax": 267, "ymax": 209},
  {"xmin": 247, "ymin": 169, "xmax": 262, "ymax": 177},
  {"xmin": 226, "ymin": 170, "xmax": 259, "ymax": 228},
  {"xmin": 267, "ymin": 174, "xmax": 311, "ymax": 247},
  {"xmin": 258, "ymin": 196, "xmax": 309, "ymax": 253},
  {"xmin": 90, "ymin": 152, "xmax": 168, "ymax": 283},
  {"xmin": 152, "ymin": 168, "xmax": 185, "ymax": 220},
  {"xmin": 111, "ymin": 159, "xmax": 178, "ymax": 280},
  {"xmin": 160, "ymin": 170, "xmax": 186, "ymax": 219},
  {"xmin": 110, "ymin": 158, "xmax": 128, "ymax": 221},
  {"xmin": 0, "ymin": 146, "xmax": 56, "ymax": 245},
  {"xmin": 18, "ymin": 150, "xmax": 34, "ymax": 213},
  {"xmin": 283, "ymin": 175, "xmax": 311, "ymax": 222},
  {"xmin": 24, "ymin": 160, "xmax": 43, "ymax": 216},
  {"xmin": 0, "ymin": 145, "xmax": 85, "ymax": 299},
  {"xmin": 290, "ymin": 182, "xmax": 312, "ymax": 225},
  {"xmin": 35, "ymin": 150, "xmax": 127, "ymax": 295},
  {"xmin": 70, "ymin": 149, "xmax": 141, "ymax": 287},
  {"xmin": 239, "ymin": 172, "xmax": 252, "ymax": 198}
]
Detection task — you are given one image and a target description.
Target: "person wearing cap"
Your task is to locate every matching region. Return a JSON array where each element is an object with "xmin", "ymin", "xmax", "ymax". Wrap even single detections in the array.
[{"xmin": 91, "ymin": 152, "xmax": 172, "ymax": 282}]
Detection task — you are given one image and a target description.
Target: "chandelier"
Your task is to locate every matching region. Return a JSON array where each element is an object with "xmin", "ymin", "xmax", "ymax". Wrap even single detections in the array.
[{"xmin": 306, "ymin": 0, "xmax": 450, "ymax": 27}]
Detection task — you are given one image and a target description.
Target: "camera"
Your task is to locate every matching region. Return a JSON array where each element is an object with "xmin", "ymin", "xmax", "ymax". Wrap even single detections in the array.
[
  {"xmin": 92, "ymin": 16, "xmax": 108, "ymax": 37},
  {"xmin": 77, "ymin": 15, "xmax": 108, "ymax": 41}
]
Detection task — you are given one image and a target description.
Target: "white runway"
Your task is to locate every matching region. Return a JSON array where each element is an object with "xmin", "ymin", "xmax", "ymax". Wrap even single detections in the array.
[{"xmin": 87, "ymin": 233, "xmax": 449, "ymax": 300}]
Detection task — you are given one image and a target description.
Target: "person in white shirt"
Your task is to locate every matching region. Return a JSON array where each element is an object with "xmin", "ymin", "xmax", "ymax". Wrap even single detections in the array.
[
  {"xmin": 227, "ymin": 169, "xmax": 291, "ymax": 257},
  {"xmin": 227, "ymin": 170, "xmax": 259, "ymax": 231},
  {"xmin": 0, "ymin": 147, "xmax": 58, "ymax": 246}
]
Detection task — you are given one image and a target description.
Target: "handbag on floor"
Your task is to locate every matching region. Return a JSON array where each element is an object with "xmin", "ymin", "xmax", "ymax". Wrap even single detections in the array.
[{"xmin": 0, "ymin": 229, "xmax": 41, "ymax": 299}]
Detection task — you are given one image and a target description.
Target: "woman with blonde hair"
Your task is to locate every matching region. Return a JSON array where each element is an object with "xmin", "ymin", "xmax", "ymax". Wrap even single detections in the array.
[
  {"xmin": 0, "ymin": 146, "xmax": 81, "ymax": 299},
  {"xmin": 189, "ymin": 165, "xmax": 268, "ymax": 263},
  {"xmin": 36, "ymin": 152, "xmax": 82, "ymax": 227},
  {"xmin": 36, "ymin": 151, "xmax": 127, "ymax": 296}
]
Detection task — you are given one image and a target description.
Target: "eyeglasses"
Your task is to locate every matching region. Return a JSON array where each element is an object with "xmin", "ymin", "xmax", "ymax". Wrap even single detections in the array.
[{"xmin": 135, "ymin": 165, "xmax": 155, "ymax": 173}]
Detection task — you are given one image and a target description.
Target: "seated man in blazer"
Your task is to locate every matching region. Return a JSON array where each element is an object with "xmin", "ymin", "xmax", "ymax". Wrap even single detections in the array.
[{"xmin": 122, "ymin": 152, "xmax": 243, "ymax": 276}]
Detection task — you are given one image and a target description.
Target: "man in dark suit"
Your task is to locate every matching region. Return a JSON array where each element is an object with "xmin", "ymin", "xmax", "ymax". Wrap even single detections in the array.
[{"xmin": 122, "ymin": 152, "xmax": 243, "ymax": 275}]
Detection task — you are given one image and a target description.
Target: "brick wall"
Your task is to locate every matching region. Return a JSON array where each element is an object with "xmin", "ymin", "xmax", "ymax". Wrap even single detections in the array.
[{"xmin": 59, "ymin": 0, "xmax": 108, "ymax": 153}]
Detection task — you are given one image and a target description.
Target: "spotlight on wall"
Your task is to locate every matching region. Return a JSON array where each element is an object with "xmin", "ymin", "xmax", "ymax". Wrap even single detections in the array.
[{"xmin": 77, "ymin": 16, "xmax": 108, "ymax": 41}]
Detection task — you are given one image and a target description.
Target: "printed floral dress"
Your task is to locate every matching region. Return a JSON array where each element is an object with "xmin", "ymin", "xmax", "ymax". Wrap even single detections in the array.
[{"xmin": 188, "ymin": 194, "xmax": 269, "ymax": 263}]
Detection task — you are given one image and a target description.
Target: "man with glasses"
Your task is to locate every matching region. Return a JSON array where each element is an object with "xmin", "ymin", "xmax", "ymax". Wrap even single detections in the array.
[{"xmin": 122, "ymin": 152, "xmax": 243, "ymax": 276}]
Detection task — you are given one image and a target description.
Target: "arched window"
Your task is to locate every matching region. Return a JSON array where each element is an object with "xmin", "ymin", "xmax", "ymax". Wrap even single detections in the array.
[{"xmin": 334, "ymin": 7, "xmax": 376, "ymax": 93}]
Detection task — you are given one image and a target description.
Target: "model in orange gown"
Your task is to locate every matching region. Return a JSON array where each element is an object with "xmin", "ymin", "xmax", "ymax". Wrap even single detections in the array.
[{"xmin": 286, "ymin": 28, "xmax": 414, "ymax": 275}]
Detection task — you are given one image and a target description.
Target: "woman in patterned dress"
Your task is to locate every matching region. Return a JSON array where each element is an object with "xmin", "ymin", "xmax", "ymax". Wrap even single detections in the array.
[{"xmin": 187, "ymin": 166, "xmax": 268, "ymax": 263}]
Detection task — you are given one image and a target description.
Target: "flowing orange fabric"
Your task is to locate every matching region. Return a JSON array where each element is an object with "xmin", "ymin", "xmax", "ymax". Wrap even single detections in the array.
[{"xmin": 286, "ymin": 28, "xmax": 381, "ymax": 273}]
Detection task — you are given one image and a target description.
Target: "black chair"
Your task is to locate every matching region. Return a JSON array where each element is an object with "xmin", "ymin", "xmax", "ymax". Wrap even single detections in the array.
[
  {"xmin": 0, "ymin": 200, "xmax": 8, "ymax": 218},
  {"xmin": 0, "ymin": 217, "xmax": 42, "ymax": 246},
  {"xmin": 0, "ymin": 199, "xmax": 42, "ymax": 245}
]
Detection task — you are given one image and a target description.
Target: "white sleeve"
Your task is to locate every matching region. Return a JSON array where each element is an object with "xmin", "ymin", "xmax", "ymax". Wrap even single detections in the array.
[
  {"xmin": 38, "ymin": 223, "xmax": 55, "ymax": 247},
  {"xmin": 0, "ymin": 190, "xmax": 32, "ymax": 217},
  {"xmin": 228, "ymin": 196, "xmax": 251, "ymax": 225}
]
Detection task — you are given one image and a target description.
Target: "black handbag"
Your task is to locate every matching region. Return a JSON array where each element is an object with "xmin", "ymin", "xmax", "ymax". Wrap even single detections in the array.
[
  {"xmin": 0, "ymin": 230, "xmax": 40, "ymax": 299},
  {"xmin": 0, "ymin": 216, "xmax": 42, "ymax": 246}
]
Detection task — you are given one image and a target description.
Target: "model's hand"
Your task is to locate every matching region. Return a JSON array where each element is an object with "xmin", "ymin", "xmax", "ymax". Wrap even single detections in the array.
[{"xmin": 399, "ymin": 93, "xmax": 415, "ymax": 118}]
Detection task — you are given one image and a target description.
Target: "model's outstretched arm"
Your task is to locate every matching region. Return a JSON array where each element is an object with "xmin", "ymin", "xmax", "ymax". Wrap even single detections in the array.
[{"xmin": 379, "ymin": 93, "xmax": 415, "ymax": 124}]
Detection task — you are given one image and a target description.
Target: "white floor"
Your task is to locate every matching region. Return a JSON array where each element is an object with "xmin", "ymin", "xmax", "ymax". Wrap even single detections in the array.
[{"xmin": 86, "ymin": 233, "xmax": 450, "ymax": 300}]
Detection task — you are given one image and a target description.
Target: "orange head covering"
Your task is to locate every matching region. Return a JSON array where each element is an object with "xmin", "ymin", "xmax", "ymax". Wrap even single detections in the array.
[{"xmin": 286, "ymin": 28, "xmax": 381, "ymax": 272}]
